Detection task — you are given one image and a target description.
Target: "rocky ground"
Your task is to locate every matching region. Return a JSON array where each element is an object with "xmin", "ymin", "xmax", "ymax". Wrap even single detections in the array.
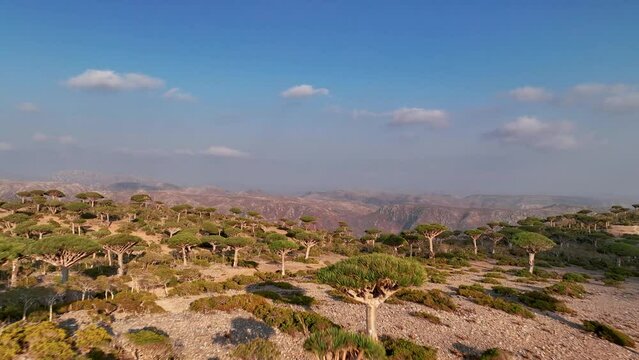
[{"xmin": 61, "ymin": 258, "xmax": 639, "ymax": 359}]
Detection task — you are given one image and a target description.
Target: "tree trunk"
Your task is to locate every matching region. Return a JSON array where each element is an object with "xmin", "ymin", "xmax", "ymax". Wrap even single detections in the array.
[
  {"xmin": 49, "ymin": 304, "xmax": 54, "ymax": 322},
  {"xmin": 528, "ymin": 252, "xmax": 535, "ymax": 274},
  {"xmin": 10, "ymin": 259, "xmax": 19, "ymax": 288},
  {"xmin": 107, "ymin": 249, "xmax": 113, "ymax": 266},
  {"xmin": 182, "ymin": 247, "xmax": 188, "ymax": 266},
  {"xmin": 177, "ymin": 213, "xmax": 181, "ymax": 222},
  {"xmin": 281, "ymin": 252, "xmax": 286, "ymax": 276},
  {"xmin": 117, "ymin": 252, "xmax": 125, "ymax": 276},
  {"xmin": 491, "ymin": 242, "xmax": 497, "ymax": 255},
  {"xmin": 365, "ymin": 302, "xmax": 379, "ymax": 341},
  {"xmin": 233, "ymin": 248, "xmax": 239, "ymax": 267},
  {"xmin": 409, "ymin": 243, "xmax": 413, "ymax": 257},
  {"xmin": 473, "ymin": 239, "xmax": 478, "ymax": 255},
  {"xmin": 305, "ymin": 245, "xmax": 312, "ymax": 260},
  {"xmin": 617, "ymin": 256, "xmax": 622, "ymax": 267},
  {"xmin": 61, "ymin": 266, "xmax": 69, "ymax": 283},
  {"xmin": 427, "ymin": 238, "xmax": 435, "ymax": 258}
]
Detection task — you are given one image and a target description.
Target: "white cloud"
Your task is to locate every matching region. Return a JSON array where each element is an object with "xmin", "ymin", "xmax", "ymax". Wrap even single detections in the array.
[
  {"xmin": 202, "ymin": 146, "xmax": 249, "ymax": 158},
  {"xmin": 485, "ymin": 116, "xmax": 579, "ymax": 151},
  {"xmin": 66, "ymin": 69, "xmax": 165, "ymax": 91},
  {"xmin": 32, "ymin": 133, "xmax": 49, "ymax": 142},
  {"xmin": 163, "ymin": 87, "xmax": 196, "ymax": 102},
  {"xmin": 32, "ymin": 133, "xmax": 76, "ymax": 145},
  {"xmin": 281, "ymin": 84, "xmax": 329, "ymax": 98},
  {"xmin": 0, "ymin": 142, "xmax": 14, "ymax": 151},
  {"xmin": 390, "ymin": 107, "xmax": 450, "ymax": 127},
  {"xmin": 16, "ymin": 102, "xmax": 40, "ymax": 113},
  {"xmin": 571, "ymin": 83, "xmax": 630, "ymax": 96},
  {"xmin": 602, "ymin": 92, "xmax": 639, "ymax": 112},
  {"xmin": 508, "ymin": 86, "xmax": 553, "ymax": 102}
]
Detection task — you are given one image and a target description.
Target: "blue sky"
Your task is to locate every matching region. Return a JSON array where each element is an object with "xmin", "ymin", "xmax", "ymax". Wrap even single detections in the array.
[{"xmin": 1, "ymin": 1, "xmax": 638, "ymax": 196}]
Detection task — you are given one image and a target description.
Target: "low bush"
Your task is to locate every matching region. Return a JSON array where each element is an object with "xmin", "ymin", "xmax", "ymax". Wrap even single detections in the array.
[
  {"xmin": 74, "ymin": 325, "xmax": 112, "ymax": 352},
  {"xmin": 232, "ymin": 338, "xmax": 280, "ymax": 360},
  {"xmin": 517, "ymin": 290, "xmax": 571, "ymax": 313},
  {"xmin": 491, "ymin": 286, "xmax": 520, "ymax": 297},
  {"xmin": 190, "ymin": 294, "xmax": 336, "ymax": 335},
  {"xmin": 409, "ymin": 311, "xmax": 442, "ymax": 325},
  {"xmin": 112, "ymin": 291, "xmax": 165, "ymax": 314},
  {"xmin": 484, "ymin": 272, "xmax": 506, "ymax": 279},
  {"xmin": 125, "ymin": 328, "xmax": 174, "ymax": 359},
  {"xmin": 382, "ymin": 336, "xmax": 438, "ymax": 360},
  {"xmin": 457, "ymin": 284, "xmax": 534, "ymax": 319},
  {"xmin": 252, "ymin": 290, "xmax": 315, "ymax": 306},
  {"xmin": 259, "ymin": 280, "xmax": 296, "ymax": 289},
  {"xmin": 168, "ymin": 279, "xmax": 224, "ymax": 296},
  {"xmin": 562, "ymin": 272, "xmax": 590, "ymax": 283},
  {"xmin": 583, "ymin": 320, "xmax": 635, "ymax": 348},
  {"xmin": 393, "ymin": 288, "xmax": 456, "ymax": 312},
  {"xmin": 304, "ymin": 328, "xmax": 386, "ymax": 360},
  {"xmin": 231, "ymin": 274, "xmax": 261, "ymax": 285},
  {"xmin": 480, "ymin": 278, "xmax": 501, "ymax": 285},
  {"xmin": 544, "ymin": 281, "xmax": 587, "ymax": 298}
]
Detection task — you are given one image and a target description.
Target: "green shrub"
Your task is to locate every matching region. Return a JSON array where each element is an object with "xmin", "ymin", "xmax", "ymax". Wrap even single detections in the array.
[
  {"xmin": 583, "ymin": 320, "xmax": 635, "ymax": 347},
  {"xmin": 393, "ymin": 288, "xmax": 456, "ymax": 312},
  {"xmin": 168, "ymin": 279, "xmax": 224, "ymax": 296},
  {"xmin": 112, "ymin": 291, "xmax": 165, "ymax": 314},
  {"xmin": 544, "ymin": 281, "xmax": 587, "ymax": 298},
  {"xmin": 484, "ymin": 272, "xmax": 506, "ymax": 279},
  {"xmin": 479, "ymin": 347, "xmax": 514, "ymax": 359},
  {"xmin": 409, "ymin": 311, "xmax": 442, "ymax": 325},
  {"xmin": 517, "ymin": 290, "xmax": 571, "ymax": 313},
  {"xmin": 562, "ymin": 272, "xmax": 589, "ymax": 283},
  {"xmin": 231, "ymin": 274, "xmax": 261, "ymax": 285},
  {"xmin": 231, "ymin": 338, "xmax": 280, "ymax": 360},
  {"xmin": 125, "ymin": 328, "xmax": 173, "ymax": 359},
  {"xmin": 491, "ymin": 286, "xmax": 520, "ymax": 297},
  {"xmin": 74, "ymin": 325, "xmax": 112, "ymax": 352},
  {"xmin": 252, "ymin": 290, "xmax": 315, "ymax": 306},
  {"xmin": 383, "ymin": 336, "xmax": 437, "ymax": 360},
  {"xmin": 458, "ymin": 285, "xmax": 534, "ymax": 319},
  {"xmin": 190, "ymin": 294, "xmax": 334, "ymax": 335},
  {"xmin": 480, "ymin": 278, "xmax": 501, "ymax": 285},
  {"xmin": 304, "ymin": 328, "xmax": 386, "ymax": 360}
]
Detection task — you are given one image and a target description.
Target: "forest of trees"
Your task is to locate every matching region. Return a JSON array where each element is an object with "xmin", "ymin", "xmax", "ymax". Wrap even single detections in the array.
[{"xmin": 0, "ymin": 189, "xmax": 638, "ymax": 359}]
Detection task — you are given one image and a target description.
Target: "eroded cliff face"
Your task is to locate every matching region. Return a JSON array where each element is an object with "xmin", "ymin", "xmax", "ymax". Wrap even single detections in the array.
[{"xmin": 0, "ymin": 180, "xmax": 599, "ymax": 234}]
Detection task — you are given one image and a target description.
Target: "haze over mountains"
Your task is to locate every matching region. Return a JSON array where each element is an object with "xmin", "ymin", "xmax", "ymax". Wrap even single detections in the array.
[{"xmin": 1, "ymin": 171, "xmax": 632, "ymax": 234}]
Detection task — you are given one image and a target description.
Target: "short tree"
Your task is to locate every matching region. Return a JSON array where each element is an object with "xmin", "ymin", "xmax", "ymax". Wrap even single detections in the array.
[
  {"xmin": 130, "ymin": 193, "xmax": 152, "ymax": 207},
  {"xmin": 28, "ymin": 235, "xmax": 100, "ymax": 283},
  {"xmin": 171, "ymin": 204, "xmax": 193, "ymax": 222},
  {"xmin": 28, "ymin": 224, "xmax": 56, "ymax": 239},
  {"xmin": 295, "ymin": 231, "xmax": 321, "ymax": 260},
  {"xmin": 414, "ymin": 223, "xmax": 448, "ymax": 258},
  {"xmin": 601, "ymin": 241, "xmax": 639, "ymax": 267},
  {"xmin": 76, "ymin": 191, "xmax": 105, "ymax": 207},
  {"xmin": 380, "ymin": 233, "xmax": 407, "ymax": 254},
  {"xmin": 268, "ymin": 239, "xmax": 298, "ymax": 276},
  {"xmin": 487, "ymin": 232, "xmax": 505, "ymax": 254},
  {"xmin": 101, "ymin": 234, "xmax": 143, "ymax": 276},
  {"xmin": 0, "ymin": 236, "xmax": 29, "ymax": 287},
  {"xmin": 464, "ymin": 229, "xmax": 484, "ymax": 255},
  {"xmin": 511, "ymin": 232, "xmax": 556, "ymax": 274},
  {"xmin": 222, "ymin": 236, "xmax": 256, "ymax": 267},
  {"xmin": 165, "ymin": 231, "xmax": 204, "ymax": 265},
  {"xmin": 317, "ymin": 254, "xmax": 425, "ymax": 341}
]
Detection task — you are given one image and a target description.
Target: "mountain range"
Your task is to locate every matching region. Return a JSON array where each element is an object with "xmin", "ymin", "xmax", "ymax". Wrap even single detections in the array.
[{"xmin": 0, "ymin": 171, "xmax": 630, "ymax": 234}]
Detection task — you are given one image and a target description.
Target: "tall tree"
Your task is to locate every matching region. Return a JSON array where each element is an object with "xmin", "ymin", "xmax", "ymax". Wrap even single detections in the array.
[
  {"xmin": 268, "ymin": 239, "xmax": 298, "ymax": 276},
  {"xmin": 222, "ymin": 236, "xmax": 256, "ymax": 267},
  {"xmin": 101, "ymin": 234, "xmax": 143, "ymax": 276},
  {"xmin": 165, "ymin": 231, "xmax": 204, "ymax": 265},
  {"xmin": 75, "ymin": 191, "xmax": 105, "ymax": 207},
  {"xmin": 171, "ymin": 204, "xmax": 193, "ymax": 222},
  {"xmin": 130, "ymin": 193, "xmax": 152, "ymax": 207},
  {"xmin": 28, "ymin": 235, "xmax": 99, "ymax": 283},
  {"xmin": 294, "ymin": 231, "xmax": 321, "ymax": 260},
  {"xmin": 464, "ymin": 229, "xmax": 484, "ymax": 255},
  {"xmin": 511, "ymin": 232, "xmax": 556, "ymax": 274},
  {"xmin": 44, "ymin": 189, "xmax": 66, "ymax": 200},
  {"xmin": 299, "ymin": 215, "xmax": 317, "ymax": 230},
  {"xmin": 414, "ymin": 223, "xmax": 448, "ymax": 258},
  {"xmin": 0, "ymin": 236, "xmax": 29, "ymax": 287},
  {"xmin": 317, "ymin": 254, "xmax": 425, "ymax": 341}
]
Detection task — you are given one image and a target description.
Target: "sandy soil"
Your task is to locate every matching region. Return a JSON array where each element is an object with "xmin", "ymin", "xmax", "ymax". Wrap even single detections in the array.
[{"xmin": 57, "ymin": 260, "xmax": 639, "ymax": 360}]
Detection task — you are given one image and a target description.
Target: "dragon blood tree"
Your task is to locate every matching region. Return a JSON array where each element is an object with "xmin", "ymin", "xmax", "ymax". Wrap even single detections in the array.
[{"xmin": 317, "ymin": 253, "xmax": 425, "ymax": 341}]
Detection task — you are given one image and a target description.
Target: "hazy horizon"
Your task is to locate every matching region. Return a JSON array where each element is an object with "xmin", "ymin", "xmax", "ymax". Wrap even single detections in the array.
[{"xmin": 2, "ymin": 2, "xmax": 638, "ymax": 197}]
